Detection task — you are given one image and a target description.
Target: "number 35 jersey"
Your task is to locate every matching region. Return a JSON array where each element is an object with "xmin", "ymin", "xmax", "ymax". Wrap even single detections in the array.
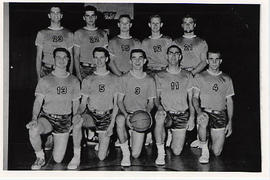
[
  {"xmin": 81, "ymin": 72, "xmax": 121, "ymax": 112},
  {"xmin": 155, "ymin": 69, "xmax": 193, "ymax": 112},
  {"xmin": 120, "ymin": 71, "xmax": 156, "ymax": 113},
  {"xmin": 193, "ymin": 70, "xmax": 235, "ymax": 111},
  {"xmin": 35, "ymin": 73, "xmax": 80, "ymax": 115}
]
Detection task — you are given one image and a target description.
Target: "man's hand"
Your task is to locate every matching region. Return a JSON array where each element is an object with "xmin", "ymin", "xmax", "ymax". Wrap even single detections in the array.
[
  {"xmin": 225, "ymin": 121, "xmax": 232, "ymax": 138},
  {"xmin": 197, "ymin": 112, "xmax": 209, "ymax": 124},
  {"xmin": 186, "ymin": 116, "xmax": 195, "ymax": 131},
  {"xmin": 126, "ymin": 114, "xmax": 133, "ymax": 130},
  {"xmin": 105, "ymin": 124, "xmax": 114, "ymax": 137},
  {"xmin": 26, "ymin": 119, "xmax": 38, "ymax": 129}
]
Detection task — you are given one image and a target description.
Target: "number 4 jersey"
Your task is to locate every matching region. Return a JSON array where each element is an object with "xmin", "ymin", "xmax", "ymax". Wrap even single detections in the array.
[
  {"xmin": 35, "ymin": 72, "xmax": 80, "ymax": 115},
  {"xmin": 193, "ymin": 70, "xmax": 235, "ymax": 111},
  {"xmin": 155, "ymin": 69, "xmax": 193, "ymax": 112}
]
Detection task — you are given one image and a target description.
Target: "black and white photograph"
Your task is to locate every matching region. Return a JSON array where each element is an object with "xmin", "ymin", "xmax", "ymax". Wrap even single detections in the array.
[{"xmin": 2, "ymin": 0, "xmax": 268, "ymax": 178}]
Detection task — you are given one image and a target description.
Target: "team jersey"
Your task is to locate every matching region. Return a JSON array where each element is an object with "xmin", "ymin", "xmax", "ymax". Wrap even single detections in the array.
[
  {"xmin": 155, "ymin": 68, "xmax": 193, "ymax": 112},
  {"xmin": 74, "ymin": 27, "xmax": 108, "ymax": 64},
  {"xmin": 81, "ymin": 71, "xmax": 120, "ymax": 111},
  {"xmin": 142, "ymin": 35, "xmax": 172, "ymax": 69},
  {"xmin": 173, "ymin": 36, "xmax": 208, "ymax": 69},
  {"xmin": 35, "ymin": 27, "xmax": 74, "ymax": 65},
  {"xmin": 108, "ymin": 35, "xmax": 141, "ymax": 73},
  {"xmin": 119, "ymin": 71, "xmax": 156, "ymax": 112},
  {"xmin": 35, "ymin": 72, "xmax": 80, "ymax": 115},
  {"xmin": 193, "ymin": 70, "xmax": 235, "ymax": 111}
]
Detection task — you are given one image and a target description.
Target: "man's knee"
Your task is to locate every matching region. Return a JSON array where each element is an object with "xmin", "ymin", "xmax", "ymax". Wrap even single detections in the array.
[
  {"xmin": 212, "ymin": 146, "xmax": 222, "ymax": 156},
  {"xmin": 53, "ymin": 152, "xmax": 64, "ymax": 163},
  {"xmin": 171, "ymin": 145, "xmax": 183, "ymax": 156},
  {"xmin": 132, "ymin": 151, "xmax": 140, "ymax": 158},
  {"xmin": 98, "ymin": 153, "xmax": 106, "ymax": 161}
]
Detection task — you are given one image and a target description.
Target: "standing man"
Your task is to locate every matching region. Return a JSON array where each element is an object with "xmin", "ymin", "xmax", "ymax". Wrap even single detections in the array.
[
  {"xmin": 74, "ymin": 5, "xmax": 108, "ymax": 81},
  {"xmin": 154, "ymin": 45, "xmax": 195, "ymax": 165},
  {"xmin": 67, "ymin": 47, "xmax": 120, "ymax": 169},
  {"xmin": 116, "ymin": 49, "xmax": 156, "ymax": 166},
  {"xmin": 174, "ymin": 14, "xmax": 208, "ymax": 75},
  {"xmin": 26, "ymin": 48, "xmax": 80, "ymax": 170},
  {"xmin": 142, "ymin": 14, "xmax": 172, "ymax": 74},
  {"xmin": 108, "ymin": 14, "xmax": 141, "ymax": 76},
  {"xmin": 192, "ymin": 50, "xmax": 234, "ymax": 163}
]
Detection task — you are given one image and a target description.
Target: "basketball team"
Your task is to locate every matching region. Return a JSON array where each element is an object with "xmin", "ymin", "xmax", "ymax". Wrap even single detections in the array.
[{"xmin": 25, "ymin": 5, "xmax": 235, "ymax": 170}]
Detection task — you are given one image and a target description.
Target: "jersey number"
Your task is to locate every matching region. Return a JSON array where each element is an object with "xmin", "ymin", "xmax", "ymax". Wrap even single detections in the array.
[
  {"xmin": 89, "ymin": 36, "xmax": 100, "ymax": 43},
  {"xmin": 212, "ymin": 83, "xmax": 219, "ymax": 92},
  {"xmin": 183, "ymin": 43, "xmax": 193, "ymax": 51},
  {"xmin": 99, "ymin": 84, "xmax": 105, "ymax": 92},
  {"xmin": 52, "ymin": 35, "xmax": 63, "ymax": 42},
  {"xmin": 57, "ymin": 86, "xmax": 67, "ymax": 94},
  {"xmin": 153, "ymin": 45, "xmax": 162, "ymax": 53},
  {"xmin": 171, "ymin": 82, "xmax": 179, "ymax": 90},
  {"xmin": 121, "ymin": 45, "xmax": 130, "ymax": 52},
  {"xmin": 135, "ymin": 87, "xmax": 141, "ymax": 95}
]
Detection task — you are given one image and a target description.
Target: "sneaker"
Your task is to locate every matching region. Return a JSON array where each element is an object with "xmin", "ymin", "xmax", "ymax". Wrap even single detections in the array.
[
  {"xmin": 121, "ymin": 155, "xmax": 131, "ymax": 167},
  {"xmin": 44, "ymin": 134, "xmax": 53, "ymax": 151},
  {"xmin": 94, "ymin": 143, "xmax": 99, "ymax": 151},
  {"xmin": 31, "ymin": 157, "xmax": 45, "ymax": 170},
  {"xmin": 120, "ymin": 142, "xmax": 131, "ymax": 167},
  {"xmin": 199, "ymin": 146, "xmax": 209, "ymax": 164},
  {"xmin": 190, "ymin": 139, "xmax": 201, "ymax": 148},
  {"xmin": 155, "ymin": 145, "xmax": 165, "ymax": 165},
  {"xmin": 86, "ymin": 135, "xmax": 99, "ymax": 145},
  {"xmin": 166, "ymin": 130, "xmax": 172, "ymax": 147},
  {"xmin": 67, "ymin": 155, "xmax": 80, "ymax": 170}
]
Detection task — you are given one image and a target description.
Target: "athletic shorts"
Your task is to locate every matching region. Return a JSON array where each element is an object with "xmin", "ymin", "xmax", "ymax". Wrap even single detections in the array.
[
  {"xmin": 204, "ymin": 109, "xmax": 228, "ymax": 129},
  {"xmin": 82, "ymin": 108, "xmax": 112, "ymax": 132},
  {"xmin": 39, "ymin": 110, "xmax": 72, "ymax": 134},
  {"xmin": 80, "ymin": 64, "xmax": 96, "ymax": 79},
  {"xmin": 165, "ymin": 110, "xmax": 189, "ymax": 129},
  {"xmin": 40, "ymin": 64, "xmax": 53, "ymax": 78}
]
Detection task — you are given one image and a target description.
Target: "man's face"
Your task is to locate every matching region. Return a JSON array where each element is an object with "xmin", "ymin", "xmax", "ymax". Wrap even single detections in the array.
[
  {"xmin": 118, "ymin": 17, "xmax": 132, "ymax": 32},
  {"xmin": 207, "ymin": 52, "xmax": 222, "ymax": 71},
  {"xmin": 54, "ymin": 51, "xmax": 69, "ymax": 69},
  {"xmin": 93, "ymin": 51, "xmax": 108, "ymax": 68},
  {"xmin": 167, "ymin": 47, "xmax": 182, "ymax": 66},
  {"xmin": 130, "ymin": 52, "xmax": 146, "ymax": 70},
  {"xmin": 148, "ymin": 17, "xmax": 163, "ymax": 33},
  {"xmin": 48, "ymin": 7, "xmax": 63, "ymax": 23},
  {"xmin": 181, "ymin": 17, "xmax": 196, "ymax": 33},
  {"xmin": 83, "ymin": 11, "xmax": 97, "ymax": 26}
]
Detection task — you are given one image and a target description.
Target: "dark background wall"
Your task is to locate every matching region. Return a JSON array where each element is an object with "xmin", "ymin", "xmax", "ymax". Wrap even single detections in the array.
[{"xmin": 8, "ymin": 3, "xmax": 260, "ymax": 171}]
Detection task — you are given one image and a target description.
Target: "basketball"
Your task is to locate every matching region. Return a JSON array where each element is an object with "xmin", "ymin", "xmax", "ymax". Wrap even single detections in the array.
[{"xmin": 130, "ymin": 110, "xmax": 152, "ymax": 133}]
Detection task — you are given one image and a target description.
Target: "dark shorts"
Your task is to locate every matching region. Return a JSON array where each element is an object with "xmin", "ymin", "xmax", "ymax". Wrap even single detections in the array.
[
  {"xmin": 204, "ymin": 109, "xmax": 228, "ymax": 129},
  {"xmin": 82, "ymin": 108, "xmax": 112, "ymax": 132},
  {"xmin": 80, "ymin": 64, "xmax": 96, "ymax": 79},
  {"xmin": 40, "ymin": 64, "xmax": 53, "ymax": 78},
  {"xmin": 165, "ymin": 110, "xmax": 189, "ymax": 129},
  {"xmin": 39, "ymin": 110, "xmax": 72, "ymax": 134}
]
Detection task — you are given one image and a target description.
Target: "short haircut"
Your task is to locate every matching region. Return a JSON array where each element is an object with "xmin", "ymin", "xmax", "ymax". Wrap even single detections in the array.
[
  {"xmin": 53, "ymin": 47, "xmax": 71, "ymax": 60},
  {"xmin": 92, "ymin": 47, "xmax": 110, "ymax": 58},
  {"xmin": 118, "ymin": 14, "xmax": 132, "ymax": 22},
  {"xmin": 182, "ymin": 14, "xmax": 196, "ymax": 23},
  {"xmin": 84, "ymin": 5, "xmax": 97, "ymax": 14},
  {"xmin": 167, "ymin": 45, "xmax": 182, "ymax": 54},
  {"xmin": 208, "ymin": 50, "xmax": 222, "ymax": 58},
  {"xmin": 149, "ymin": 14, "xmax": 162, "ymax": 23},
  {"xmin": 48, "ymin": 6, "xmax": 62, "ymax": 14},
  {"xmin": 130, "ymin": 49, "xmax": 146, "ymax": 59}
]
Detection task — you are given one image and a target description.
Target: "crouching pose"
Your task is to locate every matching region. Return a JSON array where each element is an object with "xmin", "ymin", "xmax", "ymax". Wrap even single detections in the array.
[
  {"xmin": 154, "ymin": 45, "xmax": 195, "ymax": 165},
  {"xmin": 67, "ymin": 47, "xmax": 120, "ymax": 169},
  {"xmin": 26, "ymin": 48, "xmax": 80, "ymax": 170},
  {"xmin": 192, "ymin": 50, "xmax": 234, "ymax": 163},
  {"xmin": 116, "ymin": 49, "xmax": 156, "ymax": 166}
]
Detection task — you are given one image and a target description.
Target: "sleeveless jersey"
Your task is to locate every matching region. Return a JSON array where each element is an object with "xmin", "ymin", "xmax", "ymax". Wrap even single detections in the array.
[
  {"xmin": 120, "ymin": 71, "xmax": 156, "ymax": 112},
  {"xmin": 173, "ymin": 36, "xmax": 208, "ymax": 69},
  {"xmin": 35, "ymin": 73, "xmax": 80, "ymax": 115},
  {"xmin": 81, "ymin": 71, "xmax": 120, "ymax": 111},
  {"xmin": 74, "ymin": 27, "xmax": 108, "ymax": 64},
  {"xmin": 155, "ymin": 69, "xmax": 193, "ymax": 112},
  {"xmin": 193, "ymin": 70, "xmax": 235, "ymax": 111},
  {"xmin": 108, "ymin": 36, "xmax": 141, "ymax": 73},
  {"xmin": 35, "ymin": 27, "xmax": 74, "ymax": 65},
  {"xmin": 142, "ymin": 35, "xmax": 172, "ymax": 69}
]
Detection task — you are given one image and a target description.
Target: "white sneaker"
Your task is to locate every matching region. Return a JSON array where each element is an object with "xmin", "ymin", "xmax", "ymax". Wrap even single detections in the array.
[
  {"xmin": 121, "ymin": 155, "xmax": 131, "ymax": 167},
  {"xmin": 67, "ymin": 155, "xmax": 80, "ymax": 170},
  {"xmin": 145, "ymin": 133, "xmax": 153, "ymax": 146},
  {"xmin": 31, "ymin": 157, "xmax": 45, "ymax": 170},
  {"xmin": 166, "ymin": 130, "xmax": 172, "ymax": 147},
  {"xmin": 199, "ymin": 145, "xmax": 209, "ymax": 164},
  {"xmin": 155, "ymin": 144, "xmax": 165, "ymax": 165},
  {"xmin": 190, "ymin": 139, "xmax": 201, "ymax": 148},
  {"xmin": 120, "ymin": 142, "xmax": 131, "ymax": 167}
]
